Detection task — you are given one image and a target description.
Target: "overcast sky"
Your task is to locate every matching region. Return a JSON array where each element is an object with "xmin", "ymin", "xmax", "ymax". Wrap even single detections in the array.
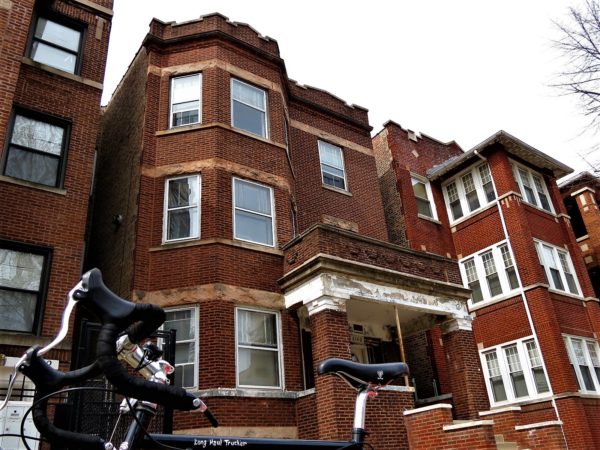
[{"xmin": 103, "ymin": 0, "xmax": 599, "ymax": 179}]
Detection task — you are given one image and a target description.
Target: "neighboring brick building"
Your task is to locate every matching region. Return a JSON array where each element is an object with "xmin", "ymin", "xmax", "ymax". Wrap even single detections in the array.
[
  {"xmin": 88, "ymin": 13, "xmax": 487, "ymax": 449},
  {"xmin": 0, "ymin": 0, "xmax": 112, "ymax": 391},
  {"xmin": 559, "ymin": 171, "xmax": 600, "ymax": 297},
  {"xmin": 374, "ymin": 121, "xmax": 600, "ymax": 449}
]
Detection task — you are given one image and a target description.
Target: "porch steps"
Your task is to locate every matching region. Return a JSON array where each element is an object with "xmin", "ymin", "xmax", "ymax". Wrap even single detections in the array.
[{"xmin": 495, "ymin": 434, "xmax": 519, "ymax": 450}]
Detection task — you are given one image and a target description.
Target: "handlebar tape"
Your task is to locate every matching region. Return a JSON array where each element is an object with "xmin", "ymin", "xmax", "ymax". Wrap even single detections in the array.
[
  {"xmin": 96, "ymin": 322, "xmax": 200, "ymax": 410},
  {"xmin": 124, "ymin": 303, "xmax": 166, "ymax": 344},
  {"xmin": 20, "ymin": 347, "xmax": 106, "ymax": 450}
]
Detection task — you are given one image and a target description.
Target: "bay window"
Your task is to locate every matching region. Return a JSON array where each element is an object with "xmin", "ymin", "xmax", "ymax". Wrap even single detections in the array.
[
  {"xmin": 236, "ymin": 307, "xmax": 281, "ymax": 388},
  {"xmin": 481, "ymin": 338, "xmax": 550, "ymax": 405},
  {"xmin": 233, "ymin": 178, "xmax": 275, "ymax": 247},
  {"xmin": 460, "ymin": 242, "xmax": 520, "ymax": 304},
  {"xmin": 163, "ymin": 175, "xmax": 200, "ymax": 242},
  {"xmin": 535, "ymin": 241, "xmax": 580, "ymax": 296},
  {"xmin": 443, "ymin": 163, "xmax": 496, "ymax": 223}
]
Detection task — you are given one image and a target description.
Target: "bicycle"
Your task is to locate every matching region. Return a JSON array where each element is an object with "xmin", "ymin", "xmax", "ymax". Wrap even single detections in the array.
[{"xmin": 0, "ymin": 268, "xmax": 409, "ymax": 450}]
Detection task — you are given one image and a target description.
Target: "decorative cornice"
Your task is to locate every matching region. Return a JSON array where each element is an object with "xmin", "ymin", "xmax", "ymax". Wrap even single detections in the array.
[
  {"xmin": 305, "ymin": 295, "xmax": 347, "ymax": 316},
  {"xmin": 440, "ymin": 316, "xmax": 473, "ymax": 334}
]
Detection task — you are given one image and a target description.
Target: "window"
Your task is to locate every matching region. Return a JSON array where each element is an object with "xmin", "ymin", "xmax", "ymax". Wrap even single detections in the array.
[
  {"xmin": 412, "ymin": 175, "xmax": 437, "ymax": 219},
  {"xmin": 29, "ymin": 15, "xmax": 83, "ymax": 74},
  {"xmin": 512, "ymin": 163, "xmax": 554, "ymax": 213},
  {"xmin": 170, "ymin": 74, "xmax": 201, "ymax": 127},
  {"xmin": 318, "ymin": 141, "xmax": 347, "ymax": 190},
  {"xmin": 3, "ymin": 111, "xmax": 68, "ymax": 187},
  {"xmin": 534, "ymin": 241, "xmax": 580, "ymax": 296},
  {"xmin": 163, "ymin": 175, "xmax": 200, "ymax": 242},
  {"xmin": 0, "ymin": 243, "xmax": 50, "ymax": 333},
  {"xmin": 564, "ymin": 335, "xmax": 600, "ymax": 393},
  {"xmin": 443, "ymin": 163, "xmax": 496, "ymax": 222},
  {"xmin": 163, "ymin": 307, "xmax": 198, "ymax": 388},
  {"xmin": 460, "ymin": 242, "xmax": 520, "ymax": 304},
  {"xmin": 236, "ymin": 307, "xmax": 281, "ymax": 388},
  {"xmin": 233, "ymin": 178, "xmax": 275, "ymax": 247},
  {"xmin": 231, "ymin": 79, "xmax": 267, "ymax": 138},
  {"xmin": 481, "ymin": 338, "xmax": 550, "ymax": 405}
]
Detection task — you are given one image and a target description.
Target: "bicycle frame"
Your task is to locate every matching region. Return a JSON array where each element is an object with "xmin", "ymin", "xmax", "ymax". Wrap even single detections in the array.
[{"xmin": 140, "ymin": 434, "xmax": 358, "ymax": 449}]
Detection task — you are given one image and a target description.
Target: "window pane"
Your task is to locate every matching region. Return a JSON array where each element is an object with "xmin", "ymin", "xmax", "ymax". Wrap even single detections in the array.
[
  {"xmin": 5, "ymin": 147, "xmax": 59, "ymax": 186},
  {"xmin": 235, "ymin": 209, "xmax": 273, "ymax": 244},
  {"xmin": 485, "ymin": 352, "xmax": 507, "ymax": 402},
  {"xmin": 0, "ymin": 290, "xmax": 37, "ymax": 332},
  {"xmin": 232, "ymin": 80, "xmax": 265, "ymax": 109},
  {"xmin": 470, "ymin": 280, "xmax": 484, "ymax": 303},
  {"xmin": 235, "ymin": 180, "xmax": 272, "ymax": 215},
  {"xmin": 238, "ymin": 347, "xmax": 279, "ymax": 387},
  {"xmin": 35, "ymin": 18, "xmax": 80, "ymax": 52},
  {"xmin": 558, "ymin": 252, "xmax": 578, "ymax": 294},
  {"xmin": 505, "ymin": 346, "xmax": 529, "ymax": 398},
  {"xmin": 172, "ymin": 75, "xmax": 200, "ymax": 104},
  {"xmin": 168, "ymin": 178, "xmax": 198, "ymax": 208},
  {"xmin": 462, "ymin": 173, "xmax": 480, "ymax": 211},
  {"xmin": 31, "ymin": 41, "xmax": 77, "ymax": 73},
  {"xmin": 416, "ymin": 198, "xmax": 433, "ymax": 217},
  {"xmin": 0, "ymin": 250, "xmax": 44, "ymax": 290},
  {"xmin": 446, "ymin": 182, "xmax": 463, "ymax": 220},
  {"xmin": 172, "ymin": 110, "xmax": 199, "ymax": 127},
  {"xmin": 322, "ymin": 170, "xmax": 346, "ymax": 189},
  {"xmin": 11, "ymin": 115, "xmax": 64, "ymax": 155},
  {"xmin": 174, "ymin": 364, "xmax": 195, "ymax": 388},
  {"xmin": 319, "ymin": 142, "xmax": 343, "ymax": 168},
  {"xmin": 532, "ymin": 175, "xmax": 551, "ymax": 211},
  {"xmin": 483, "ymin": 182, "xmax": 496, "ymax": 202},
  {"xmin": 237, "ymin": 309, "xmax": 277, "ymax": 347},
  {"xmin": 165, "ymin": 309, "xmax": 194, "ymax": 341}
]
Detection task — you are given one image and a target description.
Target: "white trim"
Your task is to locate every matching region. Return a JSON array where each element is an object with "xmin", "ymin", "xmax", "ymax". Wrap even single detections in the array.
[
  {"xmin": 411, "ymin": 173, "xmax": 438, "ymax": 220},
  {"xmin": 515, "ymin": 420, "xmax": 563, "ymax": 431},
  {"xmin": 318, "ymin": 140, "xmax": 348, "ymax": 192},
  {"xmin": 571, "ymin": 187, "xmax": 595, "ymax": 197},
  {"xmin": 231, "ymin": 78, "xmax": 269, "ymax": 139},
  {"xmin": 442, "ymin": 162, "xmax": 497, "ymax": 225},
  {"xmin": 443, "ymin": 420, "xmax": 494, "ymax": 431},
  {"xmin": 169, "ymin": 73, "xmax": 202, "ymax": 128},
  {"xmin": 232, "ymin": 177, "xmax": 276, "ymax": 247},
  {"xmin": 162, "ymin": 306, "xmax": 199, "ymax": 389},
  {"xmin": 478, "ymin": 406, "xmax": 522, "ymax": 416},
  {"xmin": 235, "ymin": 306, "xmax": 283, "ymax": 390},
  {"xmin": 403, "ymin": 403, "xmax": 453, "ymax": 416},
  {"xmin": 480, "ymin": 336, "xmax": 552, "ymax": 407},
  {"xmin": 162, "ymin": 174, "xmax": 201, "ymax": 243}
]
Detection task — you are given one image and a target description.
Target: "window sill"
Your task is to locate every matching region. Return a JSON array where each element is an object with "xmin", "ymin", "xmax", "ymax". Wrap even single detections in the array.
[
  {"xmin": 150, "ymin": 237, "xmax": 284, "ymax": 256},
  {"xmin": 417, "ymin": 214, "xmax": 441, "ymax": 225},
  {"xmin": 547, "ymin": 288, "xmax": 584, "ymax": 301},
  {"xmin": 0, "ymin": 175, "xmax": 66, "ymax": 195},
  {"xmin": 521, "ymin": 201, "xmax": 557, "ymax": 219},
  {"xmin": 488, "ymin": 392, "xmax": 553, "ymax": 409},
  {"xmin": 576, "ymin": 234, "xmax": 590, "ymax": 243},
  {"xmin": 468, "ymin": 290, "xmax": 521, "ymax": 312},
  {"xmin": 21, "ymin": 57, "xmax": 103, "ymax": 90},
  {"xmin": 322, "ymin": 184, "xmax": 352, "ymax": 196}
]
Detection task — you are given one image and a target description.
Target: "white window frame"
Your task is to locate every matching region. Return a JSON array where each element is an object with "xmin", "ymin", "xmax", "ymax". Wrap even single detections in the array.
[
  {"xmin": 161, "ymin": 306, "xmax": 199, "ymax": 389},
  {"xmin": 318, "ymin": 140, "xmax": 347, "ymax": 191},
  {"xmin": 442, "ymin": 163, "xmax": 496, "ymax": 224},
  {"xmin": 459, "ymin": 241, "xmax": 520, "ymax": 306},
  {"xmin": 162, "ymin": 175, "xmax": 201, "ymax": 243},
  {"xmin": 231, "ymin": 78, "xmax": 268, "ymax": 138},
  {"xmin": 534, "ymin": 240, "xmax": 581, "ymax": 297},
  {"xmin": 411, "ymin": 174, "xmax": 437, "ymax": 220},
  {"xmin": 232, "ymin": 177, "xmax": 276, "ymax": 247},
  {"xmin": 169, "ymin": 73, "xmax": 202, "ymax": 128},
  {"xmin": 235, "ymin": 306, "xmax": 283, "ymax": 389},
  {"xmin": 480, "ymin": 337, "xmax": 551, "ymax": 406},
  {"xmin": 511, "ymin": 161, "xmax": 555, "ymax": 213},
  {"xmin": 563, "ymin": 335, "xmax": 600, "ymax": 393}
]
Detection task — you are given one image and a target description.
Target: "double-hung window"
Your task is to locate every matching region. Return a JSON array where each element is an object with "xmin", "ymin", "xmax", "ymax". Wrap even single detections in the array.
[
  {"xmin": 318, "ymin": 141, "xmax": 347, "ymax": 190},
  {"xmin": 412, "ymin": 175, "xmax": 437, "ymax": 219},
  {"xmin": 29, "ymin": 15, "xmax": 83, "ymax": 74},
  {"xmin": 481, "ymin": 338, "xmax": 550, "ymax": 405},
  {"xmin": 170, "ymin": 74, "xmax": 201, "ymax": 127},
  {"xmin": 443, "ymin": 163, "xmax": 496, "ymax": 222},
  {"xmin": 512, "ymin": 163, "xmax": 554, "ymax": 213},
  {"xmin": 231, "ymin": 79, "xmax": 267, "ymax": 138},
  {"xmin": 534, "ymin": 240, "xmax": 580, "ymax": 296},
  {"xmin": 564, "ymin": 335, "xmax": 600, "ymax": 393},
  {"xmin": 233, "ymin": 178, "xmax": 275, "ymax": 247},
  {"xmin": 163, "ymin": 175, "xmax": 200, "ymax": 242},
  {"xmin": 236, "ymin": 307, "xmax": 282, "ymax": 388},
  {"xmin": 460, "ymin": 242, "xmax": 520, "ymax": 304},
  {"xmin": 4, "ymin": 111, "xmax": 68, "ymax": 187},
  {"xmin": 0, "ymin": 242, "xmax": 50, "ymax": 333},
  {"xmin": 163, "ymin": 307, "xmax": 198, "ymax": 388}
]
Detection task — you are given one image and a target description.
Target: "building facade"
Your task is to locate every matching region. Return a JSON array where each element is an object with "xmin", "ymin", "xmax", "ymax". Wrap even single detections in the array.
[
  {"xmin": 89, "ymin": 14, "xmax": 488, "ymax": 449},
  {"xmin": 374, "ymin": 122, "xmax": 600, "ymax": 449},
  {"xmin": 0, "ymin": 0, "xmax": 112, "ymax": 379},
  {"xmin": 560, "ymin": 171, "xmax": 600, "ymax": 297}
]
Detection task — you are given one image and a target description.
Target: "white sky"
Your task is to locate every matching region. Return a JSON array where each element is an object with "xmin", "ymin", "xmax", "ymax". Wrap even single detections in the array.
[{"xmin": 103, "ymin": 0, "xmax": 600, "ymax": 179}]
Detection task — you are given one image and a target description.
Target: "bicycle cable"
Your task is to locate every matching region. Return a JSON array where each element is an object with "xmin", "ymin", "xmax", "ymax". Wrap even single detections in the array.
[{"xmin": 123, "ymin": 396, "xmax": 184, "ymax": 450}]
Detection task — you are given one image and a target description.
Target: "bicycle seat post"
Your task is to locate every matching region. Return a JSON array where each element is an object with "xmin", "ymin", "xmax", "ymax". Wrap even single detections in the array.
[{"xmin": 352, "ymin": 388, "xmax": 371, "ymax": 444}]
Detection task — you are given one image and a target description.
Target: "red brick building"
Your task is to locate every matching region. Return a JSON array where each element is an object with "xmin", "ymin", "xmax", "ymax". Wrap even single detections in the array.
[
  {"xmin": 559, "ymin": 171, "xmax": 600, "ymax": 297},
  {"xmin": 374, "ymin": 121, "xmax": 600, "ymax": 449},
  {"xmin": 0, "ymin": 0, "xmax": 112, "ymax": 381},
  {"xmin": 88, "ymin": 13, "xmax": 489, "ymax": 449}
]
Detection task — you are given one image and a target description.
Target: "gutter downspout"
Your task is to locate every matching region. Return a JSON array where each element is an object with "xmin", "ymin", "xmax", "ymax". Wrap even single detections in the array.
[{"xmin": 473, "ymin": 150, "xmax": 567, "ymax": 447}]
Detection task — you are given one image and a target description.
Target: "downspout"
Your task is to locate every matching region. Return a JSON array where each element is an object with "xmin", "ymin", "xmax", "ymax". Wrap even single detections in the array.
[{"xmin": 473, "ymin": 150, "xmax": 566, "ymax": 446}]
